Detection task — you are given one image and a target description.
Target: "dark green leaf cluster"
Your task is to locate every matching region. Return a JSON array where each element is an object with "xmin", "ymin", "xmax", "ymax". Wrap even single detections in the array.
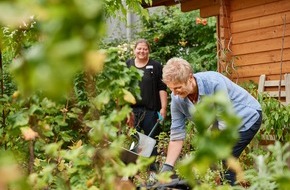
[
  {"xmin": 258, "ymin": 93, "xmax": 290, "ymax": 141},
  {"xmin": 138, "ymin": 6, "xmax": 217, "ymax": 72}
]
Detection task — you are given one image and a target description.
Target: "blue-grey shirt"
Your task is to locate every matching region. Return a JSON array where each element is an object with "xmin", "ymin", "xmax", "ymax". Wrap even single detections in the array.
[{"xmin": 170, "ymin": 71, "xmax": 261, "ymax": 141}]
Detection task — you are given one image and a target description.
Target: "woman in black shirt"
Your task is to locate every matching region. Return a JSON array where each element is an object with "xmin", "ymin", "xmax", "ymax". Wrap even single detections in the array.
[{"xmin": 126, "ymin": 39, "xmax": 167, "ymax": 171}]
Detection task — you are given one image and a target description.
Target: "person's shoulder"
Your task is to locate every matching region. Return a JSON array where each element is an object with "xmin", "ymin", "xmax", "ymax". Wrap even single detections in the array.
[
  {"xmin": 149, "ymin": 59, "xmax": 161, "ymax": 65},
  {"xmin": 125, "ymin": 58, "xmax": 132, "ymax": 63},
  {"xmin": 126, "ymin": 58, "xmax": 134, "ymax": 67},
  {"xmin": 148, "ymin": 59, "xmax": 163, "ymax": 71},
  {"xmin": 194, "ymin": 71, "xmax": 225, "ymax": 84},
  {"xmin": 198, "ymin": 71, "xmax": 219, "ymax": 74},
  {"xmin": 195, "ymin": 71, "xmax": 223, "ymax": 77}
]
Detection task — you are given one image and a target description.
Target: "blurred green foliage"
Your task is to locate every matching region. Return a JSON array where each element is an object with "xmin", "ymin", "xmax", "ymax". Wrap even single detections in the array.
[
  {"xmin": 177, "ymin": 92, "xmax": 241, "ymax": 187},
  {"xmin": 0, "ymin": 0, "xmax": 290, "ymax": 189},
  {"xmin": 0, "ymin": 0, "xmax": 149, "ymax": 189}
]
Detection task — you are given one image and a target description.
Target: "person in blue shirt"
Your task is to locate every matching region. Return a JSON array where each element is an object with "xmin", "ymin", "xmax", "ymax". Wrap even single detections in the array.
[{"xmin": 160, "ymin": 57, "xmax": 262, "ymax": 186}]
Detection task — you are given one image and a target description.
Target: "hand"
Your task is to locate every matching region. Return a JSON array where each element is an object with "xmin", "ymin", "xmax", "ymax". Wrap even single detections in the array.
[
  {"xmin": 160, "ymin": 163, "xmax": 173, "ymax": 173},
  {"xmin": 159, "ymin": 108, "xmax": 166, "ymax": 120},
  {"xmin": 126, "ymin": 112, "xmax": 135, "ymax": 128}
]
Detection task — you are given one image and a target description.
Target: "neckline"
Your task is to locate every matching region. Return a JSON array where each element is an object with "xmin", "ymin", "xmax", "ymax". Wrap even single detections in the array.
[
  {"xmin": 134, "ymin": 58, "xmax": 149, "ymax": 68},
  {"xmin": 187, "ymin": 78, "xmax": 199, "ymax": 103},
  {"xmin": 187, "ymin": 93, "xmax": 198, "ymax": 103}
]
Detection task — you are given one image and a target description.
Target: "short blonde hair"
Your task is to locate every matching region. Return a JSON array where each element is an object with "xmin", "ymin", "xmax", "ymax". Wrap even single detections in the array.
[{"xmin": 162, "ymin": 57, "xmax": 193, "ymax": 84}]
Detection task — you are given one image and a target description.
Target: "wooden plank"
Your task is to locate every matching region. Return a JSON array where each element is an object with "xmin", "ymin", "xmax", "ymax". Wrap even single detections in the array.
[
  {"xmin": 231, "ymin": 12, "xmax": 290, "ymax": 33},
  {"xmin": 218, "ymin": 39, "xmax": 232, "ymax": 51},
  {"xmin": 219, "ymin": 27, "xmax": 231, "ymax": 40},
  {"xmin": 234, "ymin": 49, "xmax": 290, "ymax": 66},
  {"xmin": 238, "ymin": 69, "xmax": 290, "ymax": 79},
  {"xmin": 232, "ymin": 25, "xmax": 290, "ymax": 45},
  {"xmin": 258, "ymin": 74, "xmax": 266, "ymax": 92},
  {"xmin": 270, "ymin": 74, "xmax": 289, "ymax": 80},
  {"xmin": 218, "ymin": 1, "xmax": 231, "ymax": 44},
  {"xmin": 231, "ymin": 36, "xmax": 290, "ymax": 55},
  {"xmin": 162, "ymin": 1, "xmax": 180, "ymax": 6},
  {"xmin": 256, "ymin": 73, "xmax": 289, "ymax": 105},
  {"xmin": 229, "ymin": 72, "xmax": 283, "ymax": 85},
  {"xmin": 235, "ymin": 76, "xmax": 261, "ymax": 84},
  {"xmin": 237, "ymin": 61, "xmax": 290, "ymax": 76},
  {"xmin": 264, "ymin": 80, "xmax": 286, "ymax": 87},
  {"xmin": 151, "ymin": 0, "xmax": 170, "ymax": 5},
  {"xmin": 285, "ymin": 74, "xmax": 290, "ymax": 104},
  {"xmin": 228, "ymin": 61, "xmax": 290, "ymax": 78},
  {"xmin": 230, "ymin": 0, "xmax": 280, "ymax": 11},
  {"xmin": 232, "ymin": 74, "xmax": 288, "ymax": 84},
  {"xmin": 219, "ymin": 67, "xmax": 289, "ymax": 84},
  {"xmin": 267, "ymin": 91, "xmax": 286, "ymax": 97},
  {"xmin": 199, "ymin": 4, "xmax": 220, "ymax": 17},
  {"xmin": 180, "ymin": 0, "xmax": 220, "ymax": 12},
  {"xmin": 143, "ymin": 0, "xmax": 179, "ymax": 7},
  {"xmin": 219, "ymin": 0, "xmax": 230, "ymax": 16},
  {"xmin": 231, "ymin": 0, "xmax": 290, "ymax": 22},
  {"xmin": 219, "ymin": 17, "xmax": 230, "ymax": 29}
]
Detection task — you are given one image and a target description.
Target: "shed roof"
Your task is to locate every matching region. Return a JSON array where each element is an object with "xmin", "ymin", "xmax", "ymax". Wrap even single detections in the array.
[
  {"xmin": 142, "ymin": 0, "xmax": 221, "ymax": 17},
  {"xmin": 142, "ymin": 0, "xmax": 181, "ymax": 8}
]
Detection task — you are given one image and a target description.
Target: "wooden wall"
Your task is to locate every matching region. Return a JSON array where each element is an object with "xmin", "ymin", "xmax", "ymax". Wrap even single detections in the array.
[
  {"xmin": 225, "ymin": 0, "xmax": 290, "ymax": 84},
  {"xmin": 145, "ymin": 0, "xmax": 290, "ymax": 84}
]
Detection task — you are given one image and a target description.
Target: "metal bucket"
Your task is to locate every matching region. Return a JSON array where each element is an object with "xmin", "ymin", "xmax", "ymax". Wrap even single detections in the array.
[
  {"xmin": 134, "ymin": 132, "xmax": 156, "ymax": 157},
  {"xmin": 120, "ymin": 132, "xmax": 156, "ymax": 164},
  {"xmin": 120, "ymin": 113, "xmax": 163, "ymax": 164}
]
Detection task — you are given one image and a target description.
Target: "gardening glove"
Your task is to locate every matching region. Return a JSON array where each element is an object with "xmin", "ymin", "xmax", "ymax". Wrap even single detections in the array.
[{"xmin": 160, "ymin": 163, "xmax": 174, "ymax": 173}]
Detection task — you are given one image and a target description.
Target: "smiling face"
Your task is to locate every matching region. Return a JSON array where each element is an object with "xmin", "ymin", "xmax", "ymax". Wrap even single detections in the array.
[
  {"xmin": 163, "ymin": 57, "xmax": 197, "ymax": 98},
  {"xmin": 134, "ymin": 42, "xmax": 150, "ymax": 61},
  {"xmin": 166, "ymin": 75, "xmax": 195, "ymax": 98}
]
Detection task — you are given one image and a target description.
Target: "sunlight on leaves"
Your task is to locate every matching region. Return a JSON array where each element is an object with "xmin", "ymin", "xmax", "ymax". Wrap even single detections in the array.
[
  {"xmin": 20, "ymin": 127, "xmax": 39, "ymax": 141},
  {"xmin": 122, "ymin": 89, "xmax": 136, "ymax": 104},
  {"xmin": 85, "ymin": 50, "xmax": 106, "ymax": 74}
]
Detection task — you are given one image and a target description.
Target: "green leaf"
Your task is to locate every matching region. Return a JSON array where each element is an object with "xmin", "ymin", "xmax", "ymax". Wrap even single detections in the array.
[
  {"xmin": 93, "ymin": 90, "xmax": 110, "ymax": 110},
  {"xmin": 60, "ymin": 131, "xmax": 73, "ymax": 142},
  {"xmin": 44, "ymin": 142, "xmax": 63, "ymax": 157},
  {"xmin": 13, "ymin": 112, "xmax": 29, "ymax": 127}
]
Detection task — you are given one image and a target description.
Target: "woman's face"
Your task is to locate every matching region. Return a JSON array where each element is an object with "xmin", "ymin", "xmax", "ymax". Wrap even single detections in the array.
[
  {"xmin": 166, "ymin": 76, "xmax": 195, "ymax": 98},
  {"xmin": 134, "ymin": 42, "xmax": 149, "ymax": 60}
]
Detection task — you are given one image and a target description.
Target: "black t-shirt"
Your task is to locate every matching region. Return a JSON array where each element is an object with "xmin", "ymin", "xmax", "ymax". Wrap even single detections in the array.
[{"xmin": 126, "ymin": 59, "xmax": 167, "ymax": 111}]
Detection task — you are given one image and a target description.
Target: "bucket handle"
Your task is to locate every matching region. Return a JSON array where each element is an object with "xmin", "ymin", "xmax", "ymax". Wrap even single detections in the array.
[{"xmin": 148, "ymin": 112, "xmax": 164, "ymax": 137}]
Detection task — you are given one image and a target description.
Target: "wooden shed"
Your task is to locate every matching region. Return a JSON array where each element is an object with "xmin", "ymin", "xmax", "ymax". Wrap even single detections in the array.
[{"xmin": 143, "ymin": 0, "xmax": 290, "ymax": 85}]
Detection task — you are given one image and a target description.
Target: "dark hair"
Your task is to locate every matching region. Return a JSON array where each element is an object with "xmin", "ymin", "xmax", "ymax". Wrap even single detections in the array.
[{"xmin": 134, "ymin": 39, "xmax": 151, "ymax": 52}]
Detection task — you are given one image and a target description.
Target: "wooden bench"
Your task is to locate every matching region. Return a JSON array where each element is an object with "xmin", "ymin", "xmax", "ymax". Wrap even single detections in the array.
[{"xmin": 258, "ymin": 74, "xmax": 290, "ymax": 106}]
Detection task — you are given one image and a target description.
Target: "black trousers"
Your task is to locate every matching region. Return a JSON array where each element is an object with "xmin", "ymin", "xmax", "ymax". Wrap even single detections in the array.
[{"xmin": 224, "ymin": 110, "xmax": 262, "ymax": 185}]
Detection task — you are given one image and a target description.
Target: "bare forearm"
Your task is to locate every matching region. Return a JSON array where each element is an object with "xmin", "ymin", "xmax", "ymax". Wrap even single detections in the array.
[
  {"xmin": 159, "ymin": 90, "xmax": 167, "ymax": 118},
  {"xmin": 165, "ymin": 140, "xmax": 184, "ymax": 166}
]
